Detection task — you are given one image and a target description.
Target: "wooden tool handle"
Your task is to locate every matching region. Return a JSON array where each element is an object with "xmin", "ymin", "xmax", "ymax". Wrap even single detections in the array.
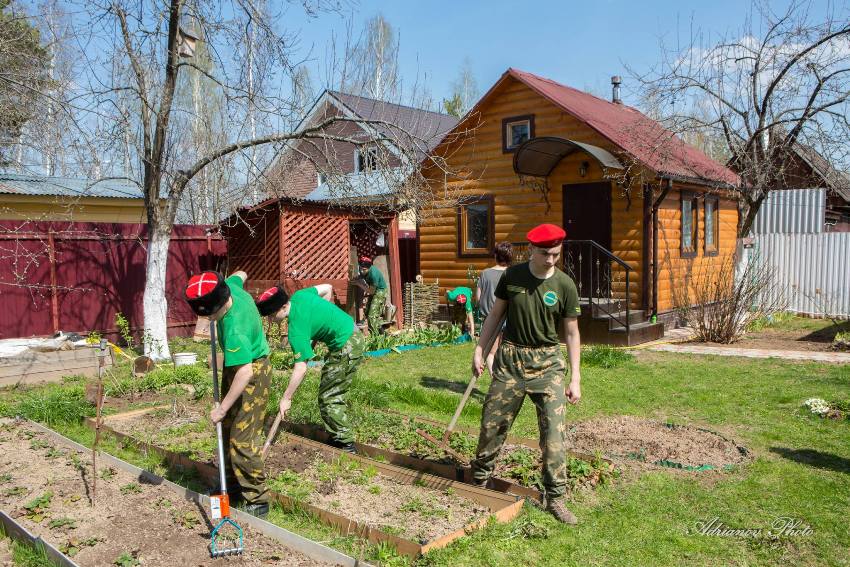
[{"xmin": 261, "ymin": 411, "xmax": 283, "ymax": 460}]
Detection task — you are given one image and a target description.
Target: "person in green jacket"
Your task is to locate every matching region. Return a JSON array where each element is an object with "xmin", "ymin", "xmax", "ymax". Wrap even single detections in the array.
[
  {"xmin": 357, "ymin": 256, "xmax": 388, "ymax": 334},
  {"xmin": 447, "ymin": 286, "xmax": 475, "ymax": 337},
  {"xmin": 256, "ymin": 283, "xmax": 364, "ymax": 453},
  {"xmin": 184, "ymin": 270, "xmax": 271, "ymax": 518}
]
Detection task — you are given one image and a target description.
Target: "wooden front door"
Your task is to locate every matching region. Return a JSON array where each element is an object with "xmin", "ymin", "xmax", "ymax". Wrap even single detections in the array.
[
  {"xmin": 562, "ymin": 182, "xmax": 612, "ymax": 248},
  {"xmin": 562, "ymin": 183, "xmax": 612, "ymax": 298}
]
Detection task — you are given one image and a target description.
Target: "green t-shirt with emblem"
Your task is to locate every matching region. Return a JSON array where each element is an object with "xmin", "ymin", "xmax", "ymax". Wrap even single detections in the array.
[
  {"xmin": 446, "ymin": 286, "xmax": 474, "ymax": 313},
  {"xmin": 364, "ymin": 266, "xmax": 387, "ymax": 290},
  {"xmin": 494, "ymin": 262, "xmax": 581, "ymax": 347},
  {"xmin": 287, "ymin": 287, "xmax": 355, "ymax": 362},
  {"xmin": 217, "ymin": 276, "xmax": 270, "ymax": 367}
]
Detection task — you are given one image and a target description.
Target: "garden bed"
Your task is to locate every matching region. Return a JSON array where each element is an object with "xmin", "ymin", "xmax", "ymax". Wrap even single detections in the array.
[
  {"xmin": 0, "ymin": 419, "xmax": 332, "ymax": 566},
  {"xmin": 342, "ymin": 408, "xmax": 746, "ymax": 475},
  {"xmin": 569, "ymin": 415, "xmax": 749, "ymax": 471},
  {"xmin": 91, "ymin": 407, "xmax": 523, "ymax": 557},
  {"xmin": 278, "ymin": 414, "xmax": 614, "ymax": 502}
]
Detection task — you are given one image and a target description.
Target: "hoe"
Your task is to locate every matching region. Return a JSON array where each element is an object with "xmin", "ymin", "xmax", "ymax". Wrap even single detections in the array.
[{"xmin": 209, "ymin": 320, "xmax": 244, "ymax": 557}]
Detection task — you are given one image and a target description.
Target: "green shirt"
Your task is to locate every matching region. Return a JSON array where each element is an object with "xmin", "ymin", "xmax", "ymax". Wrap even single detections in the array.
[
  {"xmin": 495, "ymin": 263, "xmax": 580, "ymax": 347},
  {"xmin": 217, "ymin": 276, "xmax": 270, "ymax": 367},
  {"xmin": 447, "ymin": 286, "xmax": 474, "ymax": 313},
  {"xmin": 287, "ymin": 287, "xmax": 355, "ymax": 362},
  {"xmin": 364, "ymin": 266, "xmax": 387, "ymax": 290}
]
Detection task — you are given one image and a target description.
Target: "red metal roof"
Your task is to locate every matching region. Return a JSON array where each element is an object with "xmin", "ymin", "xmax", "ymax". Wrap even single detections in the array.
[{"xmin": 504, "ymin": 68, "xmax": 740, "ymax": 186}]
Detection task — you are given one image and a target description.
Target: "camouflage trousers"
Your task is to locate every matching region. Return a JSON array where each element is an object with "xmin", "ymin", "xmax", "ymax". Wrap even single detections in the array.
[
  {"xmin": 318, "ymin": 331, "xmax": 365, "ymax": 444},
  {"xmin": 470, "ymin": 341, "xmax": 569, "ymax": 498},
  {"xmin": 221, "ymin": 357, "xmax": 272, "ymax": 505},
  {"xmin": 367, "ymin": 288, "xmax": 388, "ymax": 334}
]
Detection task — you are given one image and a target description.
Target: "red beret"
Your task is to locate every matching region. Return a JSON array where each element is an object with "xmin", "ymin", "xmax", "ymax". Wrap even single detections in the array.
[
  {"xmin": 358, "ymin": 256, "xmax": 373, "ymax": 266},
  {"xmin": 527, "ymin": 223, "xmax": 566, "ymax": 248}
]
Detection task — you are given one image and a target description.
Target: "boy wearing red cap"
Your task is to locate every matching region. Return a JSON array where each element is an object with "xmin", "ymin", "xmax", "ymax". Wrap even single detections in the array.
[
  {"xmin": 446, "ymin": 286, "xmax": 475, "ymax": 337},
  {"xmin": 357, "ymin": 256, "xmax": 388, "ymax": 334},
  {"xmin": 470, "ymin": 223, "xmax": 582, "ymax": 524},
  {"xmin": 184, "ymin": 270, "xmax": 271, "ymax": 517},
  {"xmin": 255, "ymin": 283, "xmax": 364, "ymax": 454}
]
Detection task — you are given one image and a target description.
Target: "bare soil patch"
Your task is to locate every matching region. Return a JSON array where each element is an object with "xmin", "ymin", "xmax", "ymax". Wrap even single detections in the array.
[
  {"xmin": 0, "ymin": 420, "xmax": 328, "ymax": 566},
  {"xmin": 0, "ymin": 532, "xmax": 13, "ymax": 565},
  {"xmin": 695, "ymin": 319, "xmax": 850, "ymax": 353},
  {"xmin": 568, "ymin": 415, "xmax": 748, "ymax": 469}
]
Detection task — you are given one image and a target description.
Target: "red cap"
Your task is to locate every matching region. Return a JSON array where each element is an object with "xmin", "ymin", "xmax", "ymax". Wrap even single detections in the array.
[
  {"xmin": 457, "ymin": 294, "xmax": 467, "ymax": 305},
  {"xmin": 527, "ymin": 223, "xmax": 566, "ymax": 248},
  {"xmin": 358, "ymin": 256, "xmax": 372, "ymax": 266}
]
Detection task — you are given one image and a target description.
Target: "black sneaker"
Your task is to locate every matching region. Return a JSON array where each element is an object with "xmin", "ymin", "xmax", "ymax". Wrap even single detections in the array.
[
  {"xmin": 329, "ymin": 439, "xmax": 357, "ymax": 454},
  {"xmin": 242, "ymin": 502, "xmax": 269, "ymax": 519}
]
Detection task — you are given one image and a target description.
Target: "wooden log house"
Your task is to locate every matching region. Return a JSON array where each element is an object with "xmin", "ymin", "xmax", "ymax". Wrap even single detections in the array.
[{"xmin": 420, "ymin": 69, "xmax": 741, "ymax": 345}]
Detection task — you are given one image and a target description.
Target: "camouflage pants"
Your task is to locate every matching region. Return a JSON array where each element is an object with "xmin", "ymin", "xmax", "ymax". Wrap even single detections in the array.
[
  {"xmin": 367, "ymin": 288, "xmax": 388, "ymax": 333},
  {"xmin": 221, "ymin": 357, "xmax": 272, "ymax": 505},
  {"xmin": 318, "ymin": 331, "xmax": 365, "ymax": 444},
  {"xmin": 470, "ymin": 341, "xmax": 569, "ymax": 498}
]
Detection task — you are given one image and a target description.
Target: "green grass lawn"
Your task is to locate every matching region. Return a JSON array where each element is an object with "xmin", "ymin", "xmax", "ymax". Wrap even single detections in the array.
[{"xmin": 2, "ymin": 341, "xmax": 848, "ymax": 566}]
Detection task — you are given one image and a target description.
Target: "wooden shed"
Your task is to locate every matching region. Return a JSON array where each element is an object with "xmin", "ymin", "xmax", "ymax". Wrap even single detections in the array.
[
  {"xmin": 222, "ymin": 197, "xmax": 403, "ymax": 328},
  {"xmin": 420, "ymin": 68, "xmax": 740, "ymax": 345}
]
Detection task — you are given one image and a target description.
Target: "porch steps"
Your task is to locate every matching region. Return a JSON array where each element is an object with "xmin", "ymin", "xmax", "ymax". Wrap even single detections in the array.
[{"xmin": 578, "ymin": 299, "xmax": 664, "ymax": 347}]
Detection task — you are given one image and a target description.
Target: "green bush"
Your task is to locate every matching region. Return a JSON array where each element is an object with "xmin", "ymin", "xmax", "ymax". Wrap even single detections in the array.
[
  {"xmin": 103, "ymin": 363, "xmax": 209, "ymax": 400},
  {"xmin": 7, "ymin": 385, "xmax": 94, "ymax": 426},
  {"xmin": 582, "ymin": 344, "xmax": 633, "ymax": 368}
]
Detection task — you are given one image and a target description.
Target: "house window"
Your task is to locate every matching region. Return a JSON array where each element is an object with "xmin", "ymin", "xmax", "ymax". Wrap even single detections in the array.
[
  {"xmin": 502, "ymin": 115, "xmax": 535, "ymax": 153},
  {"xmin": 317, "ymin": 171, "xmax": 326, "ymax": 185},
  {"xmin": 457, "ymin": 195, "xmax": 494, "ymax": 257},
  {"xmin": 355, "ymin": 147, "xmax": 379, "ymax": 172},
  {"xmin": 704, "ymin": 196, "xmax": 719, "ymax": 255},
  {"xmin": 681, "ymin": 191, "xmax": 699, "ymax": 258}
]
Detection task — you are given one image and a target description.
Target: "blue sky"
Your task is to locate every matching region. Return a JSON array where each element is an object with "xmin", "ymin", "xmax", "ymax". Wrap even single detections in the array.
[{"xmin": 285, "ymin": 0, "xmax": 844, "ymax": 107}]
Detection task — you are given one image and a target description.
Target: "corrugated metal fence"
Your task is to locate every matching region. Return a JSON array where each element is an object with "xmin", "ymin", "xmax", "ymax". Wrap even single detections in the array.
[
  {"xmin": 746, "ymin": 232, "xmax": 850, "ymax": 319},
  {"xmin": 751, "ymin": 188, "xmax": 826, "ymax": 234}
]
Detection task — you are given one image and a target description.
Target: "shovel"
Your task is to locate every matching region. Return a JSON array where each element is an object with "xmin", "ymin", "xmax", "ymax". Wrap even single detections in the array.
[
  {"xmin": 209, "ymin": 320, "xmax": 244, "ymax": 557},
  {"xmin": 417, "ymin": 317, "xmax": 505, "ymax": 464}
]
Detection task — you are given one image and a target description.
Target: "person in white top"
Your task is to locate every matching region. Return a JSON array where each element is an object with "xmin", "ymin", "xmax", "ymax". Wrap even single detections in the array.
[{"xmin": 475, "ymin": 242, "xmax": 512, "ymax": 375}]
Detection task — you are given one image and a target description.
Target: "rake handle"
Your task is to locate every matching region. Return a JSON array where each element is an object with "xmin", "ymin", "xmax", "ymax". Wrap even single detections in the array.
[
  {"xmin": 261, "ymin": 411, "xmax": 283, "ymax": 460},
  {"xmin": 443, "ymin": 316, "xmax": 505, "ymax": 442},
  {"xmin": 210, "ymin": 321, "xmax": 228, "ymax": 496}
]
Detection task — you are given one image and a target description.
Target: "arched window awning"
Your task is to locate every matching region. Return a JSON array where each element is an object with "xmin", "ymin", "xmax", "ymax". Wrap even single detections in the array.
[{"xmin": 513, "ymin": 136, "xmax": 624, "ymax": 178}]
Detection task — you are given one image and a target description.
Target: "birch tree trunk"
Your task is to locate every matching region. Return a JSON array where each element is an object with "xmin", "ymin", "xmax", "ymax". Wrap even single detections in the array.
[{"xmin": 143, "ymin": 224, "xmax": 172, "ymax": 360}]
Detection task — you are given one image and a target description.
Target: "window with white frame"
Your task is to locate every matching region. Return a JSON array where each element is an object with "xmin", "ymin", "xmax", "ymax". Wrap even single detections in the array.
[
  {"xmin": 502, "ymin": 115, "xmax": 535, "ymax": 152},
  {"xmin": 355, "ymin": 147, "xmax": 379, "ymax": 172},
  {"xmin": 681, "ymin": 191, "xmax": 699, "ymax": 258},
  {"xmin": 704, "ymin": 196, "xmax": 719, "ymax": 255}
]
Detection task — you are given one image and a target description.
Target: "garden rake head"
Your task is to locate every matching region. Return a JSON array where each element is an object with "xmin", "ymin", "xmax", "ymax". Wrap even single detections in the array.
[{"xmin": 209, "ymin": 320, "xmax": 244, "ymax": 558}]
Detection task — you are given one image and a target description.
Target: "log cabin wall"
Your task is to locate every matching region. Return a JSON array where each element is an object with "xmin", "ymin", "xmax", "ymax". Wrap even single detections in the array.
[
  {"xmin": 655, "ymin": 186, "xmax": 739, "ymax": 313},
  {"xmin": 421, "ymin": 74, "xmax": 741, "ymax": 316},
  {"xmin": 420, "ymin": 76, "xmax": 645, "ymax": 306}
]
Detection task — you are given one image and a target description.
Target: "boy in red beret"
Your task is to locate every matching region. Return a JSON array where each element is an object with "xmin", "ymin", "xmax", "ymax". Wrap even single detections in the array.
[
  {"xmin": 184, "ymin": 270, "xmax": 271, "ymax": 518},
  {"xmin": 470, "ymin": 223, "xmax": 583, "ymax": 524},
  {"xmin": 255, "ymin": 283, "xmax": 364, "ymax": 454}
]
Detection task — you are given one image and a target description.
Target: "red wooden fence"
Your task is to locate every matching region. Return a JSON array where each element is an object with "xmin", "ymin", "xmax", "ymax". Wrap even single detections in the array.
[{"xmin": 0, "ymin": 221, "xmax": 226, "ymax": 340}]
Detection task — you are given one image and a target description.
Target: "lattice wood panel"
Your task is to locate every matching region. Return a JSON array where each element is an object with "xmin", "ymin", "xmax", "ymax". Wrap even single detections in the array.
[
  {"xmin": 280, "ymin": 208, "xmax": 350, "ymax": 282},
  {"xmin": 223, "ymin": 208, "xmax": 280, "ymax": 281}
]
